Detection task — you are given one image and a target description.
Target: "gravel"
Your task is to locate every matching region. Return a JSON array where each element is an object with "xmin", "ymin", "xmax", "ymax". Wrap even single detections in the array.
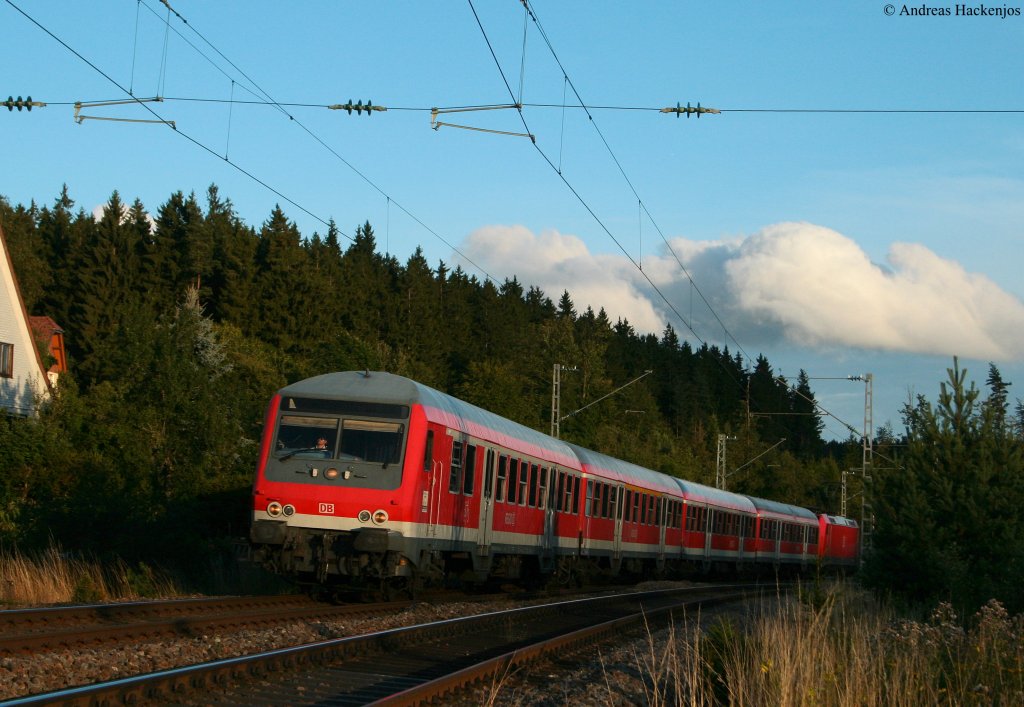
[{"xmin": 1, "ymin": 583, "xmax": 759, "ymax": 704}]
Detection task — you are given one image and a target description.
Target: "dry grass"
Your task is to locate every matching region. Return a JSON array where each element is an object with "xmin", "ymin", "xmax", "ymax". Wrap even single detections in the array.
[
  {"xmin": 649, "ymin": 581, "xmax": 1024, "ymax": 707},
  {"xmin": 0, "ymin": 546, "xmax": 181, "ymax": 606}
]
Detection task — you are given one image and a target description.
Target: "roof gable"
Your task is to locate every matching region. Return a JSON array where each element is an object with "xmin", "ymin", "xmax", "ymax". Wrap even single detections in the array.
[{"xmin": 0, "ymin": 222, "xmax": 51, "ymax": 415}]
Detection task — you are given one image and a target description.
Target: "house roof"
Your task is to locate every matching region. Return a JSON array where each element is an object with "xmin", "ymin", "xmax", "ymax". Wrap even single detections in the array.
[{"xmin": 29, "ymin": 315, "xmax": 64, "ymax": 338}]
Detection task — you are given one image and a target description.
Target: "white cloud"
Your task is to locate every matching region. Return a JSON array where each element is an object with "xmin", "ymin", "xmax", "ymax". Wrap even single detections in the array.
[
  {"xmin": 461, "ymin": 225, "xmax": 665, "ymax": 331},
  {"xmin": 718, "ymin": 223, "xmax": 1024, "ymax": 361},
  {"xmin": 460, "ymin": 221, "xmax": 1024, "ymax": 362}
]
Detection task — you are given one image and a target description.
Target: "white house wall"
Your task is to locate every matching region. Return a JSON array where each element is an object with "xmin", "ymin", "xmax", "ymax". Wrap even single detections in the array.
[{"xmin": 0, "ymin": 226, "xmax": 49, "ymax": 416}]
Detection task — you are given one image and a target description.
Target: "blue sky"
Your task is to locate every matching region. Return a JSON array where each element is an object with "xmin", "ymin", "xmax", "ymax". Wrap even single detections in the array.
[{"xmin": 3, "ymin": 1, "xmax": 1023, "ymax": 440}]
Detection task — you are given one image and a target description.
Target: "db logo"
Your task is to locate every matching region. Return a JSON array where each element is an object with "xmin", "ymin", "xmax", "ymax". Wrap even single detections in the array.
[{"xmin": 318, "ymin": 503, "xmax": 335, "ymax": 514}]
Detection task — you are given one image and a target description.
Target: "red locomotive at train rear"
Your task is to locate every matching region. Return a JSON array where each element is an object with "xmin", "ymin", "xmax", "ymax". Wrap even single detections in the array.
[{"xmin": 250, "ymin": 371, "xmax": 860, "ymax": 597}]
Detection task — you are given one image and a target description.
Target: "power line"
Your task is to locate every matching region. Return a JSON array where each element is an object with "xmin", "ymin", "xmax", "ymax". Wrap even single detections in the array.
[
  {"xmin": 4, "ymin": 0, "xmax": 337, "ymax": 239},
  {"xmin": 147, "ymin": 0, "xmax": 494, "ymax": 282},
  {"xmin": 467, "ymin": 0, "xmax": 763, "ymax": 412},
  {"xmin": 7, "ymin": 0, "xmax": 495, "ymax": 281},
  {"xmin": 34, "ymin": 95, "xmax": 1024, "ymax": 115}
]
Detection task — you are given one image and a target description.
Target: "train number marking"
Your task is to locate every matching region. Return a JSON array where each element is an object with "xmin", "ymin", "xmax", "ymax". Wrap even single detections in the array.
[{"xmin": 318, "ymin": 503, "xmax": 335, "ymax": 514}]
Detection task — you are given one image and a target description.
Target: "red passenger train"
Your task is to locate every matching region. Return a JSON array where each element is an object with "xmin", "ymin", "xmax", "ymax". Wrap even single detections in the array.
[{"xmin": 250, "ymin": 371, "xmax": 859, "ymax": 596}]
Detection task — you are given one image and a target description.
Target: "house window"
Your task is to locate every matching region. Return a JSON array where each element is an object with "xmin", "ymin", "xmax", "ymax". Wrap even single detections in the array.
[{"xmin": 0, "ymin": 343, "xmax": 12, "ymax": 378}]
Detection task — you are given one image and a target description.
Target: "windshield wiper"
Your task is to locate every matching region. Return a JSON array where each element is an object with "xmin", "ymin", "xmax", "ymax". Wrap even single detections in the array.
[{"xmin": 278, "ymin": 447, "xmax": 325, "ymax": 461}]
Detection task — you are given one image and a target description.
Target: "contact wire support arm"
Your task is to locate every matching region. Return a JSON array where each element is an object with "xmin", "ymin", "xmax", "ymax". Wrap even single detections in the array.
[
  {"xmin": 73, "ymin": 96, "xmax": 176, "ymax": 128},
  {"xmin": 430, "ymin": 104, "xmax": 535, "ymax": 141}
]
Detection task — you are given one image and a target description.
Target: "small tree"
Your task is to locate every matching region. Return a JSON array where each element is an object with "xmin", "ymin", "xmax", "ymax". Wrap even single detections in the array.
[{"xmin": 866, "ymin": 358, "xmax": 1024, "ymax": 613}]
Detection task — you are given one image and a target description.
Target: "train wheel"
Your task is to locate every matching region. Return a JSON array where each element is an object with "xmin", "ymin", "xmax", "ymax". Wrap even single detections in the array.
[{"xmin": 382, "ymin": 576, "xmax": 416, "ymax": 601}]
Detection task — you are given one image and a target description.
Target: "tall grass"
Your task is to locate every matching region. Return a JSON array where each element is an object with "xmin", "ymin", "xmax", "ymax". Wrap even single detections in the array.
[
  {"xmin": 638, "ymin": 581, "xmax": 1024, "ymax": 706},
  {"xmin": 0, "ymin": 546, "xmax": 181, "ymax": 606}
]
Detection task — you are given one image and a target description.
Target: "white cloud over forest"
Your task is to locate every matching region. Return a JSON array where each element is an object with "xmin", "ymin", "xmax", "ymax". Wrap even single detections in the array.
[{"xmin": 461, "ymin": 222, "xmax": 1024, "ymax": 362}]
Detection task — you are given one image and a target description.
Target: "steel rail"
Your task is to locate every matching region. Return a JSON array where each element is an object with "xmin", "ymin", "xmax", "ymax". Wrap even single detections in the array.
[
  {"xmin": 0, "ymin": 595, "xmax": 412, "ymax": 656},
  {"xmin": 1, "ymin": 582, "xmax": 782, "ymax": 706}
]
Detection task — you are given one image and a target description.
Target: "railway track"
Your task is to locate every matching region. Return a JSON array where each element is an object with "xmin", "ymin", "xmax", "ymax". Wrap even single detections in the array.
[
  {"xmin": 0, "ymin": 594, "xmax": 412, "ymax": 656},
  {"xmin": 4, "ymin": 582, "xmax": 777, "ymax": 706}
]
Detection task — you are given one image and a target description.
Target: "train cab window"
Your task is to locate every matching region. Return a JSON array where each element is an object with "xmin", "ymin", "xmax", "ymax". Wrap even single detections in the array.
[
  {"xmin": 274, "ymin": 415, "xmax": 339, "ymax": 459},
  {"xmin": 449, "ymin": 441, "xmax": 463, "ymax": 493},
  {"xmin": 423, "ymin": 430, "xmax": 434, "ymax": 472},
  {"xmin": 528, "ymin": 464, "xmax": 539, "ymax": 507},
  {"xmin": 339, "ymin": 419, "xmax": 404, "ymax": 465},
  {"xmin": 463, "ymin": 444, "xmax": 476, "ymax": 496},
  {"xmin": 496, "ymin": 455, "xmax": 508, "ymax": 502},
  {"xmin": 507, "ymin": 460, "xmax": 519, "ymax": 504}
]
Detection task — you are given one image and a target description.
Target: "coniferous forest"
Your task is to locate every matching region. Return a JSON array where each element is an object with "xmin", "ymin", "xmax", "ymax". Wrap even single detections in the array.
[{"xmin": 1, "ymin": 186, "xmax": 1022, "ymax": 612}]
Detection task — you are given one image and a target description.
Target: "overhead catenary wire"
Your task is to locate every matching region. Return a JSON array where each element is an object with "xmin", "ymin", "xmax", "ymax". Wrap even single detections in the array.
[
  {"xmin": 146, "ymin": 0, "xmax": 493, "ymax": 281},
  {"xmin": 34, "ymin": 95, "xmax": 1024, "ymax": 115},
  {"xmin": 7, "ymin": 0, "xmax": 494, "ymax": 280},
  {"xmin": 467, "ymin": 1, "xmax": 754, "ymax": 385},
  {"xmin": 4, "ymin": 0, "xmax": 339, "ymax": 240},
  {"xmin": 468, "ymin": 0, "xmax": 870, "ymax": 439}
]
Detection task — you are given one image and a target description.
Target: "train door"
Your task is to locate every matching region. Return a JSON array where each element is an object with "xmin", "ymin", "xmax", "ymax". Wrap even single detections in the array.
[
  {"xmin": 612, "ymin": 485, "xmax": 624, "ymax": 561},
  {"xmin": 424, "ymin": 429, "xmax": 442, "ymax": 540},
  {"xmin": 542, "ymin": 466, "xmax": 556, "ymax": 556},
  {"xmin": 476, "ymin": 448, "xmax": 497, "ymax": 556},
  {"xmin": 736, "ymin": 514, "xmax": 747, "ymax": 564},
  {"xmin": 582, "ymin": 477, "xmax": 593, "ymax": 557},
  {"xmin": 447, "ymin": 436, "xmax": 478, "ymax": 551},
  {"xmin": 703, "ymin": 507, "xmax": 714, "ymax": 563},
  {"xmin": 657, "ymin": 496, "xmax": 667, "ymax": 562}
]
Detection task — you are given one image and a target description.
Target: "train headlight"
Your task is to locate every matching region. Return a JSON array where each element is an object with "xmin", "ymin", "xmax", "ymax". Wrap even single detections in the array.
[
  {"xmin": 267, "ymin": 501, "xmax": 283, "ymax": 517},
  {"xmin": 358, "ymin": 510, "xmax": 372, "ymax": 523},
  {"xmin": 324, "ymin": 467, "xmax": 340, "ymax": 480},
  {"xmin": 282, "ymin": 504, "xmax": 295, "ymax": 517},
  {"xmin": 372, "ymin": 509, "xmax": 388, "ymax": 525}
]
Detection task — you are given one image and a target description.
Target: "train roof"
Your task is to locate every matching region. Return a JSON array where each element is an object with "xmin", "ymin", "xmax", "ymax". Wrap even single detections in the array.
[
  {"xmin": 821, "ymin": 515, "xmax": 859, "ymax": 527},
  {"xmin": 280, "ymin": 371, "xmax": 580, "ymax": 468},
  {"xmin": 675, "ymin": 479, "xmax": 758, "ymax": 513},
  {"xmin": 744, "ymin": 495, "xmax": 819, "ymax": 522},
  {"xmin": 569, "ymin": 444, "xmax": 756, "ymax": 512},
  {"xmin": 567, "ymin": 444, "xmax": 680, "ymax": 495}
]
